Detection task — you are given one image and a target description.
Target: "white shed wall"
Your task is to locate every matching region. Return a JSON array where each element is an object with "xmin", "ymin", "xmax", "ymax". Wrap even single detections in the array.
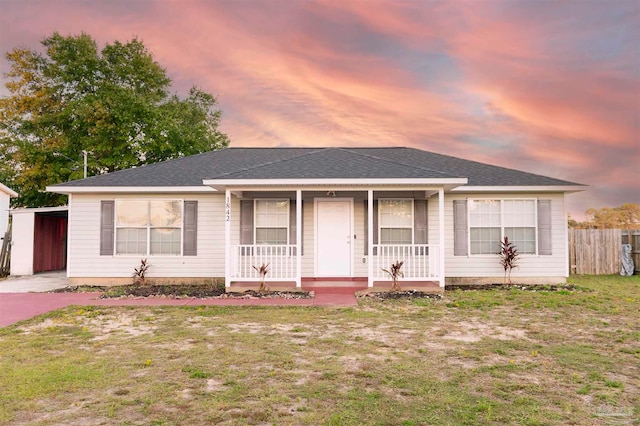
[
  {"xmin": 10, "ymin": 211, "xmax": 35, "ymax": 276},
  {"xmin": 0, "ymin": 192, "xmax": 10, "ymax": 236}
]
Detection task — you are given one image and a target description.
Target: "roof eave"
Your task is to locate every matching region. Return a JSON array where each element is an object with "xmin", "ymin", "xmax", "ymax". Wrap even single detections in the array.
[
  {"xmin": 0, "ymin": 183, "xmax": 19, "ymax": 197},
  {"xmin": 46, "ymin": 185, "xmax": 218, "ymax": 194},
  {"xmin": 451, "ymin": 185, "xmax": 587, "ymax": 193}
]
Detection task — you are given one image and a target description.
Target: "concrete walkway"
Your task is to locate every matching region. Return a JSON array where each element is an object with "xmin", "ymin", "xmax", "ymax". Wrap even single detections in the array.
[
  {"xmin": 0, "ymin": 271, "xmax": 69, "ymax": 293},
  {"xmin": 0, "ymin": 286, "xmax": 361, "ymax": 327}
]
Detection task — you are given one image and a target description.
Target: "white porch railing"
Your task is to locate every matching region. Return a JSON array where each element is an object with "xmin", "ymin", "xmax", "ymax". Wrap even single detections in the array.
[
  {"xmin": 231, "ymin": 245, "xmax": 299, "ymax": 281},
  {"xmin": 372, "ymin": 244, "xmax": 440, "ymax": 280}
]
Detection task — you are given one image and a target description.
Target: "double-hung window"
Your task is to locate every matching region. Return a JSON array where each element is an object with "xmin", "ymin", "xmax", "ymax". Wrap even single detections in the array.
[
  {"xmin": 115, "ymin": 200, "xmax": 182, "ymax": 255},
  {"xmin": 254, "ymin": 199, "xmax": 289, "ymax": 245},
  {"xmin": 379, "ymin": 199, "xmax": 413, "ymax": 244},
  {"xmin": 469, "ymin": 199, "xmax": 537, "ymax": 255}
]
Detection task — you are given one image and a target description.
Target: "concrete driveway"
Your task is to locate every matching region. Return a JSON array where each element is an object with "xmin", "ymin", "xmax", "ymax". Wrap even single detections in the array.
[{"xmin": 0, "ymin": 270, "xmax": 69, "ymax": 293}]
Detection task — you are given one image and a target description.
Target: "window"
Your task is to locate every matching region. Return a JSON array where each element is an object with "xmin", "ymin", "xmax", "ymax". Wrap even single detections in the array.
[
  {"xmin": 255, "ymin": 199, "xmax": 289, "ymax": 245},
  {"xmin": 469, "ymin": 199, "xmax": 537, "ymax": 255},
  {"xmin": 379, "ymin": 199, "xmax": 413, "ymax": 244},
  {"xmin": 115, "ymin": 200, "xmax": 182, "ymax": 255}
]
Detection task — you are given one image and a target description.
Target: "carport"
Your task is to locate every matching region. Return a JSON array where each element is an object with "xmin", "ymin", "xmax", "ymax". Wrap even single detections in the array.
[{"xmin": 10, "ymin": 206, "xmax": 68, "ymax": 276}]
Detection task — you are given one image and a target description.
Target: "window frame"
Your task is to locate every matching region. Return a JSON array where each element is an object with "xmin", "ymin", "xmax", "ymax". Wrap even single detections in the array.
[
  {"xmin": 253, "ymin": 198, "xmax": 290, "ymax": 245},
  {"xmin": 468, "ymin": 198, "xmax": 538, "ymax": 256},
  {"xmin": 378, "ymin": 198, "xmax": 414, "ymax": 245},
  {"xmin": 114, "ymin": 199, "xmax": 184, "ymax": 257}
]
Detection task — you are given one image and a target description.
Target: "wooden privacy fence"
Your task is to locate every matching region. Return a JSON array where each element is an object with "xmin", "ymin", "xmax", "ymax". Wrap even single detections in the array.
[{"xmin": 569, "ymin": 229, "xmax": 640, "ymax": 275}]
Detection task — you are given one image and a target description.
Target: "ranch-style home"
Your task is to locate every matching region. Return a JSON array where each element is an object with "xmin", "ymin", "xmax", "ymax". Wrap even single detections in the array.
[{"xmin": 47, "ymin": 147, "xmax": 585, "ymax": 290}]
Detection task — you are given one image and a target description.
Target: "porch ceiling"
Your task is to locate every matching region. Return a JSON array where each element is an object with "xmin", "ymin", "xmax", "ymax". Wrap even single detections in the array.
[{"xmin": 203, "ymin": 179, "xmax": 467, "ymax": 192}]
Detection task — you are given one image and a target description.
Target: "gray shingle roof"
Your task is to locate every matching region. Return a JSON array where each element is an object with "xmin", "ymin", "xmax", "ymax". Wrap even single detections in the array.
[{"xmin": 50, "ymin": 147, "xmax": 583, "ymax": 188}]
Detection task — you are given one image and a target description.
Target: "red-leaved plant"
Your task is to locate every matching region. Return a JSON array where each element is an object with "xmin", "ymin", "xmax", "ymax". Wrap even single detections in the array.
[
  {"xmin": 132, "ymin": 258, "xmax": 150, "ymax": 285},
  {"xmin": 498, "ymin": 236, "xmax": 519, "ymax": 284},
  {"xmin": 382, "ymin": 260, "xmax": 404, "ymax": 292},
  {"xmin": 252, "ymin": 263, "xmax": 270, "ymax": 292}
]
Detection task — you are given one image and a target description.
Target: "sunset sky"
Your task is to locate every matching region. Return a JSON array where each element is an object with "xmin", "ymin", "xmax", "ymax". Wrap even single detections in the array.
[{"xmin": 1, "ymin": 0, "xmax": 638, "ymax": 218}]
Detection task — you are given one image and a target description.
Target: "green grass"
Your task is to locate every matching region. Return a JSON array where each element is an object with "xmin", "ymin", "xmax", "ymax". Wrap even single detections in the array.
[{"xmin": 0, "ymin": 275, "xmax": 638, "ymax": 425}]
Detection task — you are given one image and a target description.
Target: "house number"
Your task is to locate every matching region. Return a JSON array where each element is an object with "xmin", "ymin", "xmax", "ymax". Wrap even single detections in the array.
[{"xmin": 225, "ymin": 196, "xmax": 231, "ymax": 222}]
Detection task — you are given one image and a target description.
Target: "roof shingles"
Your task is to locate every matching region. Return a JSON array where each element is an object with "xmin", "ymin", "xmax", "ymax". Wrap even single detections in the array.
[{"xmin": 50, "ymin": 147, "xmax": 582, "ymax": 188}]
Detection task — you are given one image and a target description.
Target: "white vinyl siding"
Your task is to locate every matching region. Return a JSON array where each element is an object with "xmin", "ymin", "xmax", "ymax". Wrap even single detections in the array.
[
  {"xmin": 442, "ymin": 193, "xmax": 568, "ymax": 279},
  {"xmin": 67, "ymin": 193, "xmax": 226, "ymax": 279}
]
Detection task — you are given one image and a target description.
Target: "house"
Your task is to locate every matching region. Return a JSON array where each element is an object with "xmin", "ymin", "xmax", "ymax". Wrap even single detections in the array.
[
  {"xmin": 0, "ymin": 183, "xmax": 18, "ymax": 237},
  {"xmin": 46, "ymin": 147, "xmax": 585, "ymax": 290}
]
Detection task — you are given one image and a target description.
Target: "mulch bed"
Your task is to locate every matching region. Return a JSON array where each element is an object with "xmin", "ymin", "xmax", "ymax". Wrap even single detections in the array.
[
  {"xmin": 52, "ymin": 284, "xmax": 312, "ymax": 299},
  {"xmin": 445, "ymin": 283, "xmax": 591, "ymax": 292},
  {"xmin": 358, "ymin": 290, "xmax": 443, "ymax": 300}
]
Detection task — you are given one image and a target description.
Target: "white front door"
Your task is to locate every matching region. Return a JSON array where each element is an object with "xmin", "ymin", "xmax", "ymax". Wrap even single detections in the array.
[{"xmin": 316, "ymin": 199, "xmax": 352, "ymax": 276}]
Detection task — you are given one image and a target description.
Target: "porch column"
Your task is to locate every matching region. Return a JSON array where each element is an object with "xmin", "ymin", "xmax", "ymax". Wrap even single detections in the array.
[
  {"xmin": 296, "ymin": 189, "xmax": 302, "ymax": 288},
  {"xmin": 438, "ymin": 188, "xmax": 445, "ymax": 288},
  {"xmin": 368, "ymin": 190, "xmax": 374, "ymax": 288},
  {"xmin": 225, "ymin": 188, "xmax": 231, "ymax": 288}
]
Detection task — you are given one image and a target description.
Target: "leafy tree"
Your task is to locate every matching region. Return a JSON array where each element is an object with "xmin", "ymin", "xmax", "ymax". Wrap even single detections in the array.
[
  {"xmin": 0, "ymin": 32, "xmax": 229, "ymax": 207},
  {"xmin": 571, "ymin": 203, "xmax": 640, "ymax": 229}
]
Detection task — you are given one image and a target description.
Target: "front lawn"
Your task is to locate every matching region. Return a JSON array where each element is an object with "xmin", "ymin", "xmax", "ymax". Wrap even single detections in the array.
[{"xmin": 1, "ymin": 275, "xmax": 638, "ymax": 425}]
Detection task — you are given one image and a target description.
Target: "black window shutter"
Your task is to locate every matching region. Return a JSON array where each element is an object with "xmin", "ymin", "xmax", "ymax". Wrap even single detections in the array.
[
  {"xmin": 183, "ymin": 201, "xmax": 198, "ymax": 256},
  {"xmin": 537, "ymin": 200, "xmax": 552, "ymax": 255},
  {"xmin": 453, "ymin": 200, "xmax": 468, "ymax": 256},
  {"xmin": 240, "ymin": 200, "xmax": 254, "ymax": 244},
  {"xmin": 100, "ymin": 201, "xmax": 115, "ymax": 255}
]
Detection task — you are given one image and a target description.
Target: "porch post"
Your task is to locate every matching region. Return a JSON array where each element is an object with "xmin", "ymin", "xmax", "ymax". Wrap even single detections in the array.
[
  {"xmin": 296, "ymin": 189, "xmax": 302, "ymax": 288},
  {"xmin": 438, "ymin": 188, "xmax": 445, "ymax": 288},
  {"xmin": 225, "ymin": 188, "xmax": 231, "ymax": 288},
  {"xmin": 368, "ymin": 190, "xmax": 374, "ymax": 288}
]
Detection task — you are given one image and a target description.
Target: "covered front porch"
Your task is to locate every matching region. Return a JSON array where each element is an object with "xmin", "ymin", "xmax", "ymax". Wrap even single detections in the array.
[{"xmin": 209, "ymin": 184, "xmax": 451, "ymax": 290}]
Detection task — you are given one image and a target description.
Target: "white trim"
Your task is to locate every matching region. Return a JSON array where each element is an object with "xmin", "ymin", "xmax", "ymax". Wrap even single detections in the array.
[
  {"xmin": 367, "ymin": 190, "xmax": 374, "ymax": 288},
  {"xmin": 296, "ymin": 190, "xmax": 302, "ymax": 287},
  {"xmin": 314, "ymin": 197, "xmax": 354, "ymax": 278},
  {"xmin": 225, "ymin": 189, "xmax": 231, "ymax": 288},
  {"xmin": 438, "ymin": 188, "xmax": 445, "ymax": 288},
  {"xmin": 564, "ymin": 203, "xmax": 570, "ymax": 278},
  {"xmin": 0, "ymin": 182, "xmax": 18, "ymax": 197},
  {"xmin": 10, "ymin": 206, "xmax": 68, "ymax": 215},
  {"xmin": 451, "ymin": 185, "xmax": 586, "ymax": 193},
  {"xmin": 204, "ymin": 178, "xmax": 467, "ymax": 187},
  {"xmin": 47, "ymin": 186, "xmax": 217, "ymax": 194},
  {"xmin": 67, "ymin": 194, "xmax": 73, "ymax": 278}
]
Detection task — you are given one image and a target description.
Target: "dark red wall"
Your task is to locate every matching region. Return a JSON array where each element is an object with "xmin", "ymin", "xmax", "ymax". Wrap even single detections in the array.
[{"xmin": 33, "ymin": 215, "xmax": 67, "ymax": 273}]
